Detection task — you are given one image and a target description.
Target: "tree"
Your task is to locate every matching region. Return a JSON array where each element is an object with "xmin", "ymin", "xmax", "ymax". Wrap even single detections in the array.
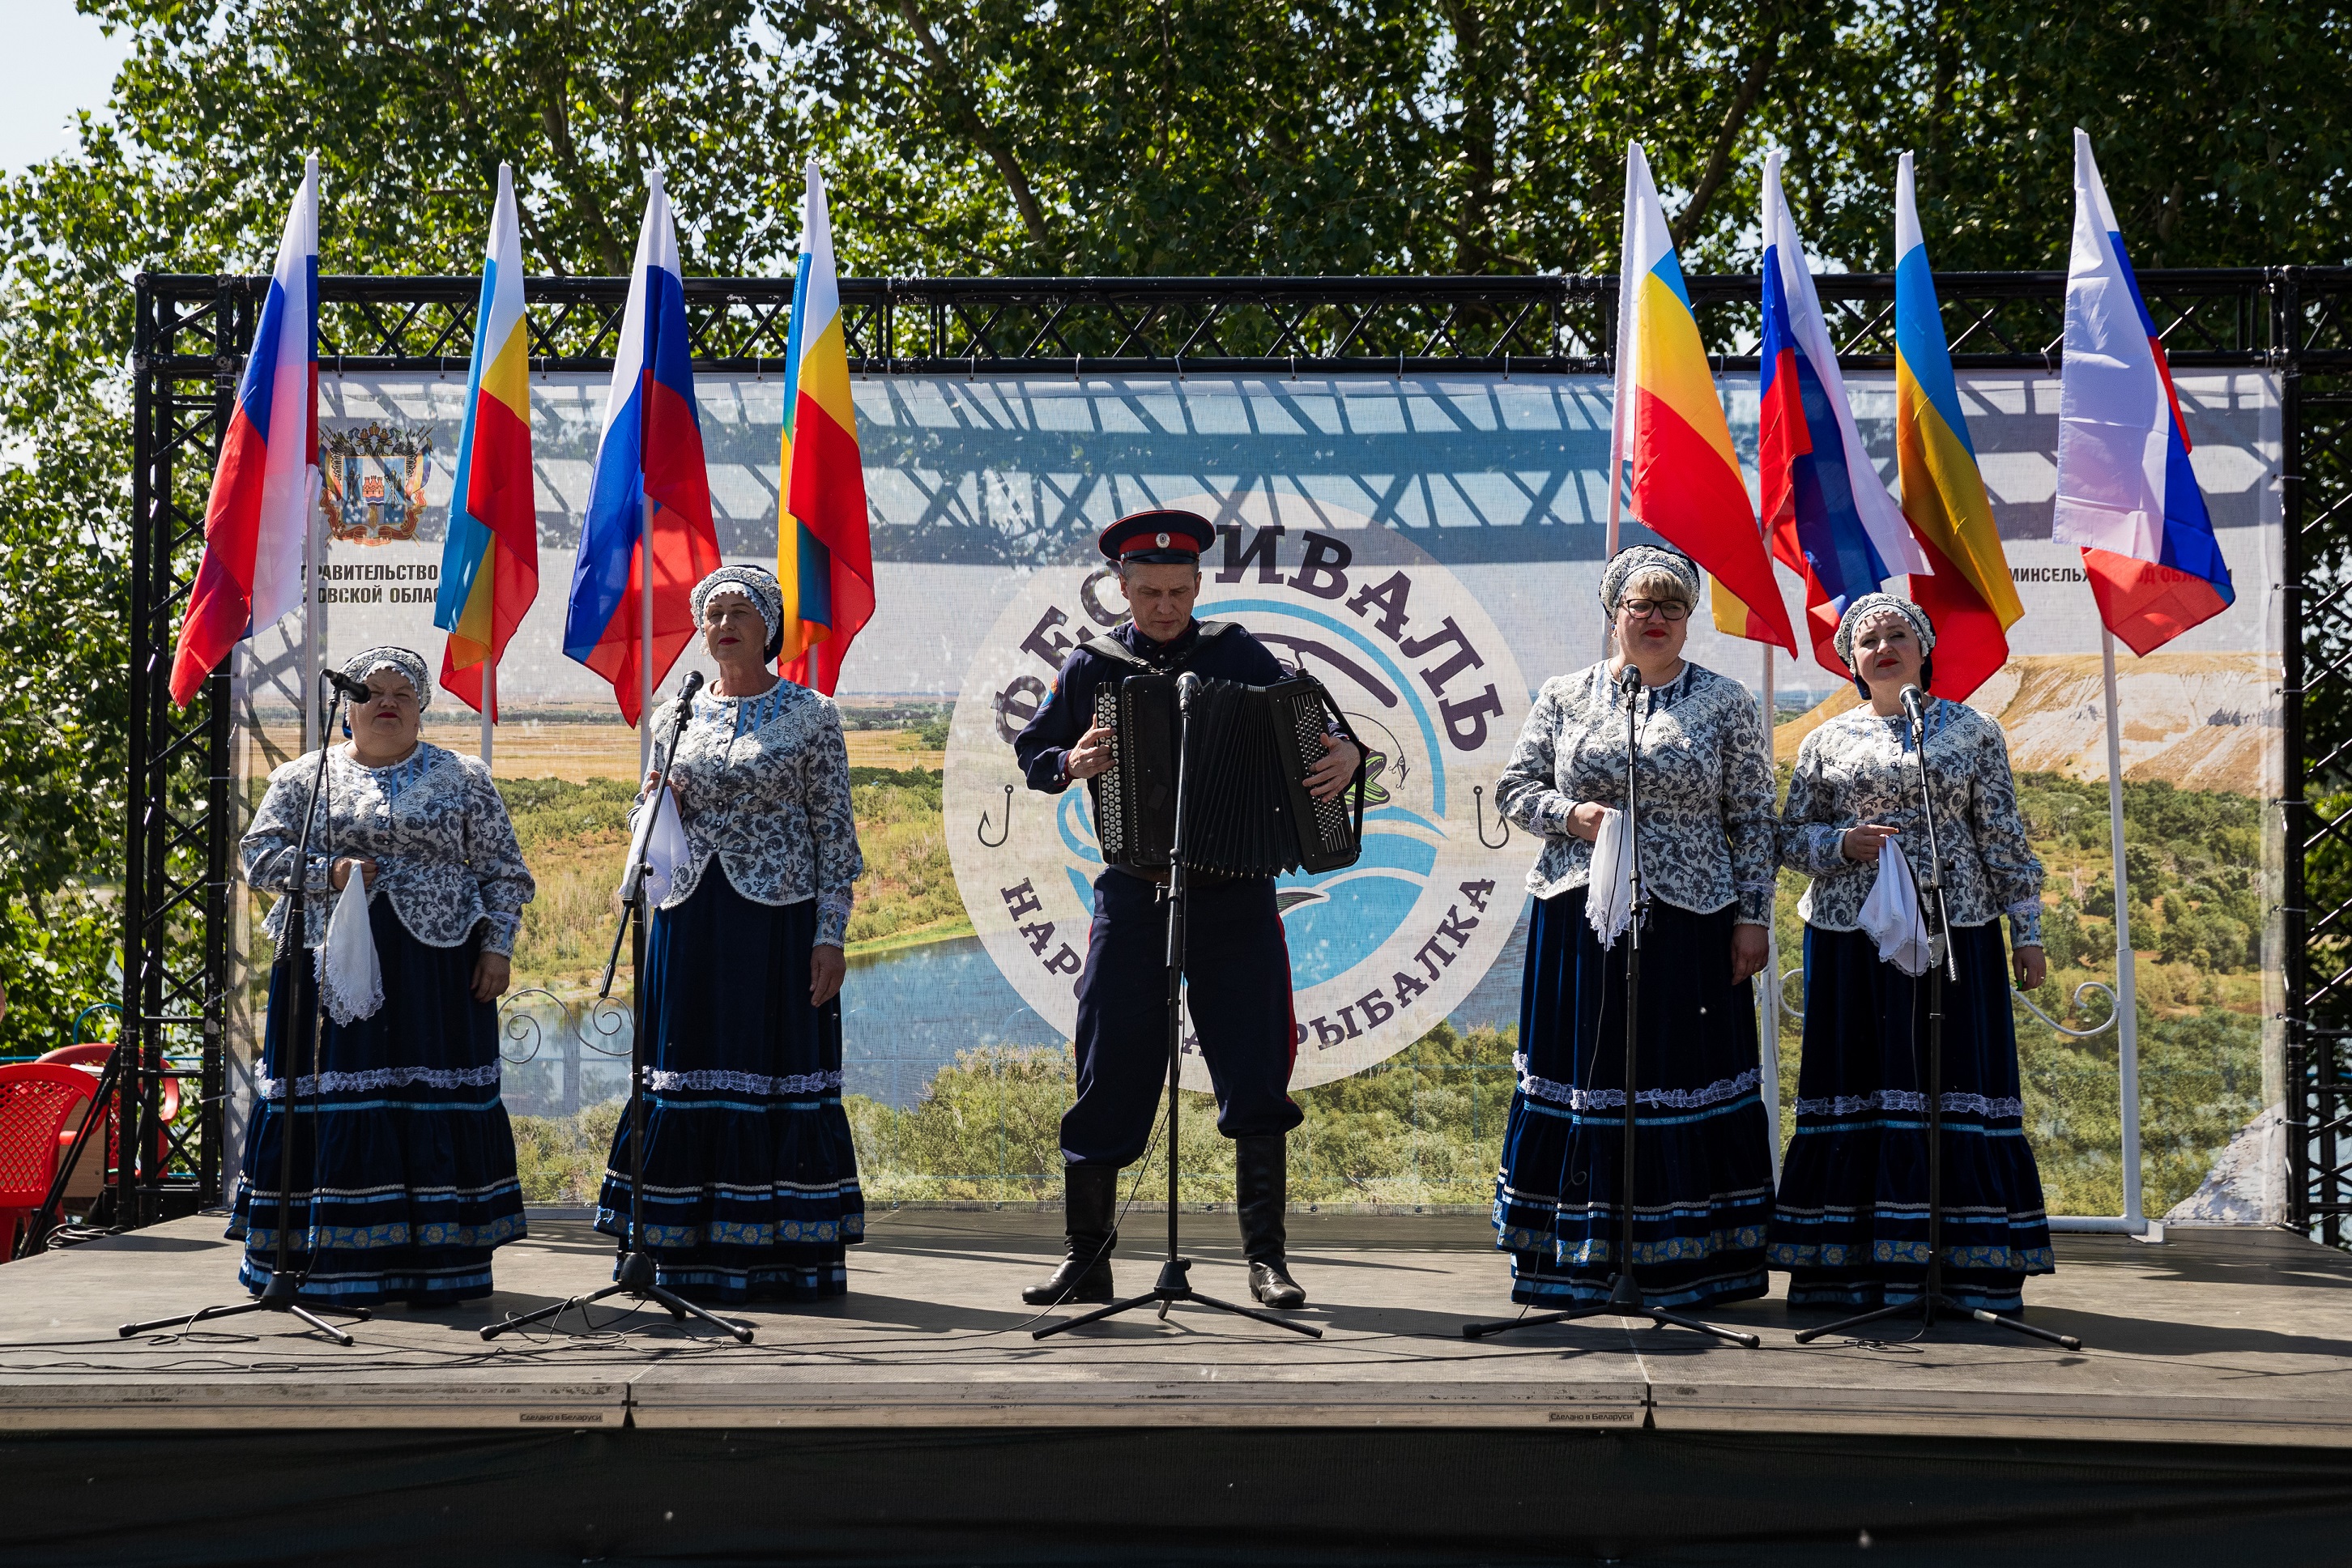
[{"xmin": 5, "ymin": 0, "xmax": 2348, "ymax": 1051}]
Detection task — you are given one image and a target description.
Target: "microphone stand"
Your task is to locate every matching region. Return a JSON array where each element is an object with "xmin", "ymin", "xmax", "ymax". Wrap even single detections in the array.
[
  {"xmin": 1465, "ymin": 661, "xmax": 1758, "ymax": 1348},
  {"xmin": 484, "ymin": 672, "xmax": 753, "ymax": 1344},
  {"xmin": 1795, "ymin": 688, "xmax": 2080, "ymax": 1351},
  {"xmin": 122, "ymin": 671, "xmax": 370, "ymax": 1344},
  {"xmin": 1035, "ymin": 670, "xmax": 1322, "ymax": 1341}
]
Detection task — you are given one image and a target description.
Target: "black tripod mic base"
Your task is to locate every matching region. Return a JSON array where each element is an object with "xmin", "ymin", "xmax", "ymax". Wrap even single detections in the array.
[
  {"xmin": 479, "ymin": 1276, "xmax": 755, "ymax": 1343},
  {"xmin": 1793, "ymin": 1293, "xmax": 2081, "ymax": 1351},
  {"xmin": 119, "ymin": 1293, "xmax": 370, "ymax": 1344},
  {"xmin": 1030, "ymin": 1256, "xmax": 1324, "ymax": 1340}
]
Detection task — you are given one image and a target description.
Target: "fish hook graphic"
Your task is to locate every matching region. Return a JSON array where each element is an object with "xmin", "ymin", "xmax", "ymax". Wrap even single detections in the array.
[
  {"xmin": 1474, "ymin": 784, "xmax": 1510, "ymax": 849},
  {"xmin": 977, "ymin": 783, "xmax": 1012, "ymax": 847}
]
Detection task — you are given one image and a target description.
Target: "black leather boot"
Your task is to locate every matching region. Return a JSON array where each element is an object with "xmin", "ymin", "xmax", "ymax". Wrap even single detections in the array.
[
  {"xmin": 1022, "ymin": 1164, "xmax": 1118, "ymax": 1306},
  {"xmin": 1236, "ymin": 1134, "xmax": 1306, "ymax": 1308}
]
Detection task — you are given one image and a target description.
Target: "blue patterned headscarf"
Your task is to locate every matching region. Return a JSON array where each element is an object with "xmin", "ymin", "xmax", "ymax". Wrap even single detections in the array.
[
  {"xmin": 691, "ymin": 565, "xmax": 786, "ymax": 658},
  {"xmin": 1598, "ymin": 545, "xmax": 1702, "ymax": 616},
  {"xmin": 342, "ymin": 646, "xmax": 430, "ymax": 710},
  {"xmin": 1831, "ymin": 593, "xmax": 1937, "ymax": 668}
]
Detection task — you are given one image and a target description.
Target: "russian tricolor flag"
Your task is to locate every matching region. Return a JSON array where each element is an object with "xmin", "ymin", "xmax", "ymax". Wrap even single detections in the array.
[
  {"xmin": 170, "ymin": 156, "xmax": 317, "ymax": 707},
  {"xmin": 2052, "ymin": 129, "xmax": 2234, "ymax": 655},
  {"xmin": 1758, "ymin": 150, "xmax": 1925, "ymax": 676},
  {"xmin": 562, "ymin": 171, "xmax": 720, "ymax": 726}
]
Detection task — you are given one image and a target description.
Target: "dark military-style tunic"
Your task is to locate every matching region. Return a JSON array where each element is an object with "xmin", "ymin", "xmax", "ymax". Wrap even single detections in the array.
[{"xmin": 1015, "ymin": 617, "xmax": 1306, "ymax": 1165}]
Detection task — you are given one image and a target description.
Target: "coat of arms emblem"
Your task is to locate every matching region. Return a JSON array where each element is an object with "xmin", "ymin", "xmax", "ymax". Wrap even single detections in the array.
[{"xmin": 322, "ymin": 421, "xmax": 435, "ymax": 543}]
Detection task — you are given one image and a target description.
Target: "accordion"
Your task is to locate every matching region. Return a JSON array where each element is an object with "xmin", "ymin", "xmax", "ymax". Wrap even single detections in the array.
[{"xmin": 1092, "ymin": 672, "xmax": 1364, "ymax": 877}]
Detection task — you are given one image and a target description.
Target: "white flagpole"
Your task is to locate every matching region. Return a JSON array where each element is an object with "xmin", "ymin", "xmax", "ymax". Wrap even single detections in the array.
[
  {"xmin": 1604, "ymin": 147, "xmax": 1640, "ymax": 662},
  {"xmin": 481, "ymin": 650, "xmax": 495, "ymax": 768},
  {"xmin": 1758, "ymin": 642, "xmax": 1780, "ymax": 1178},
  {"xmin": 2100, "ymin": 628, "xmax": 2146, "ymax": 1230},
  {"xmin": 639, "ymin": 506, "xmax": 655, "ymax": 778},
  {"xmin": 1607, "ymin": 147, "xmax": 1638, "ymax": 567},
  {"xmin": 303, "ymin": 503, "xmax": 321, "ymax": 754}
]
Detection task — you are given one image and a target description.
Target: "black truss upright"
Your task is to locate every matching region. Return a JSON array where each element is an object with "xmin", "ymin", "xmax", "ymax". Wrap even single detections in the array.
[{"xmin": 125, "ymin": 266, "xmax": 2352, "ymax": 1238}]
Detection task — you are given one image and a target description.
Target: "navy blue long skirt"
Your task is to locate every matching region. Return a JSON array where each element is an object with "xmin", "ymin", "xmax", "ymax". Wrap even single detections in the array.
[
  {"xmin": 228, "ymin": 897, "xmax": 526, "ymax": 1305},
  {"xmin": 1490, "ymin": 887, "xmax": 1775, "ymax": 1309},
  {"xmin": 595, "ymin": 872, "xmax": 863, "ymax": 1302},
  {"xmin": 1768, "ymin": 922, "xmax": 2055, "ymax": 1314}
]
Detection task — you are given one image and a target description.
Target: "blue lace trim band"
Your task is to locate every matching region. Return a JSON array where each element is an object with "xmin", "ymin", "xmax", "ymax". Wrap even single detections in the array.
[
  {"xmin": 1793, "ymin": 1089, "xmax": 2023, "ymax": 1119},
  {"xmin": 643, "ymin": 1067, "xmax": 846, "ymax": 1096},
  {"xmin": 1515, "ymin": 1055, "xmax": 1760, "ymax": 1112},
  {"xmin": 258, "ymin": 1063, "xmax": 501, "ymax": 1099}
]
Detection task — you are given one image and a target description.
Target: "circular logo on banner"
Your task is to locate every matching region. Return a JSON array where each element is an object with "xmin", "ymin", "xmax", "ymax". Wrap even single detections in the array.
[{"xmin": 944, "ymin": 503, "xmax": 1528, "ymax": 1091}]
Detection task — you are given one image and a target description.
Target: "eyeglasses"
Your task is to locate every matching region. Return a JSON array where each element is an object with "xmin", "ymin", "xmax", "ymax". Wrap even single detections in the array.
[{"xmin": 1619, "ymin": 599, "xmax": 1689, "ymax": 621}]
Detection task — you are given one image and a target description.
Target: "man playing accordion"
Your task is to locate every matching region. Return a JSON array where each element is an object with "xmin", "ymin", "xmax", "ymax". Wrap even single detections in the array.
[{"xmin": 1013, "ymin": 509, "xmax": 1361, "ymax": 1311}]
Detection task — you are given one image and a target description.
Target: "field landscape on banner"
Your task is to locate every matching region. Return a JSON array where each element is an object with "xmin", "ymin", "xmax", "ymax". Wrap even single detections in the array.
[
  {"xmin": 461, "ymin": 697, "xmax": 2265, "ymax": 1221},
  {"xmin": 227, "ymin": 367, "xmax": 2277, "ymax": 1221}
]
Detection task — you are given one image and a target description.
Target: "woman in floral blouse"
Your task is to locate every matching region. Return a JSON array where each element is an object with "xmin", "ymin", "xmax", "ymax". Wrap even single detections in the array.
[
  {"xmin": 1486, "ymin": 545, "xmax": 1779, "ymax": 1310},
  {"xmin": 234, "ymin": 645, "xmax": 535, "ymax": 1306},
  {"xmin": 1769, "ymin": 593, "xmax": 2054, "ymax": 1314},
  {"xmin": 594, "ymin": 564, "xmax": 867, "ymax": 1302}
]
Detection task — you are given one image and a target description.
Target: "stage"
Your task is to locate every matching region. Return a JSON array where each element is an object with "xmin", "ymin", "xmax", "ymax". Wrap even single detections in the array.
[{"xmin": 6, "ymin": 1212, "xmax": 2352, "ymax": 1564}]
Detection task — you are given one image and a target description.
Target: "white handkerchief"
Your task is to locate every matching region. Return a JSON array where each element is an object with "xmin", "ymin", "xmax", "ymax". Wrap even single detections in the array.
[
  {"xmin": 622, "ymin": 786, "xmax": 692, "ymax": 908},
  {"xmin": 1860, "ymin": 836, "xmax": 1934, "ymax": 977},
  {"xmin": 1586, "ymin": 807, "xmax": 1636, "ymax": 949},
  {"xmin": 316, "ymin": 866, "xmax": 385, "ymax": 1026}
]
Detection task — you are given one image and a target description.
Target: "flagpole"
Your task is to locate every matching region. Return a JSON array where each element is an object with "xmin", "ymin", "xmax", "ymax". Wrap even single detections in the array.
[
  {"xmin": 639, "ymin": 505, "xmax": 655, "ymax": 778},
  {"xmin": 481, "ymin": 648, "xmax": 495, "ymax": 768},
  {"xmin": 2100, "ymin": 628, "xmax": 2146, "ymax": 1232},
  {"xmin": 1758, "ymin": 641, "xmax": 1780, "ymax": 1180},
  {"xmin": 304, "ymin": 500, "xmax": 321, "ymax": 753}
]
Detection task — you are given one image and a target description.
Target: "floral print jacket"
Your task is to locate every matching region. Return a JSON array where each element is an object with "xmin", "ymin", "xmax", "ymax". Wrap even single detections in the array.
[
  {"xmin": 244, "ymin": 744, "xmax": 535, "ymax": 954},
  {"xmin": 640, "ymin": 682, "xmax": 865, "ymax": 947},
  {"xmin": 1494, "ymin": 661, "xmax": 1778, "ymax": 923},
  {"xmin": 1779, "ymin": 697, "xmax": 2044, "ymax": 944}
]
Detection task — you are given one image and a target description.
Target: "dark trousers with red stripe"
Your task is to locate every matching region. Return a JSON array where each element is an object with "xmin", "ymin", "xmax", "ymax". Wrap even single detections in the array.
[{"xmin": 1061, "ymin": 867, "xmax": 1304, "ymax": 1167}]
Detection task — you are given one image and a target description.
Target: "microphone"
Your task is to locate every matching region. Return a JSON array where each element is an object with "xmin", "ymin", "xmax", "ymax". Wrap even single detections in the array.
[
  {"xmin": 671, "ymin": 669, "xmax": 705, "ymax": 723},
  {"xmin": 1900, "ymin": 684, "xmax": 1926, "ymax": 724},
  {"xmin": 654, "ymin": 671, "xmax": 705, "ymax": 752},
  {"xmin": 1177, "ymin": 671, "xmax": 1201, "ymax": 712},
  {"xmin": 1617, "ymin": 663, "xmax": 1644, "ymax": 694},
  {"xmin": 322, "ymin": 669, "xmax": 373, "ymax": 703}
]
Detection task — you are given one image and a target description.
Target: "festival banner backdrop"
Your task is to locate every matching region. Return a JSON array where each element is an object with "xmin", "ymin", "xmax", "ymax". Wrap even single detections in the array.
[{"xmin": 228, "ymin": 365, "xmax": 2286, "ymax": 1219}]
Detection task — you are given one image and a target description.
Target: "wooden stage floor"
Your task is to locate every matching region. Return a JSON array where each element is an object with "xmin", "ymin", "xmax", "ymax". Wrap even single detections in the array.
[{"xmin": 3, "ymin": 1208, "xmax": 2350, "ymax": 1449}]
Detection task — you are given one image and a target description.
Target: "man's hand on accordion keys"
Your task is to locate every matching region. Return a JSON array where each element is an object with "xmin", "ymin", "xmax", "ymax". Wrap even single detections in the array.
[
  {"xmin": 1066, "ymin": 722, "xmax": 1117, "ymax": 782},
  {"xmin": 1304, "ymin": 735, "xmax": 1362, "ymax": 802}
]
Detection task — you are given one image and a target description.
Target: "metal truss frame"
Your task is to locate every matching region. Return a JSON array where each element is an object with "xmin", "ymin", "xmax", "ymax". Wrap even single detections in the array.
[{"xmin": 125, "ymin": 266, "xmax": 2349, "ymax": 1236}]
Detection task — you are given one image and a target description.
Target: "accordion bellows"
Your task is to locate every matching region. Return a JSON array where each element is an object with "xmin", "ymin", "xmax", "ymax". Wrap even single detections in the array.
[{"xmin": 1093, "ymin": 673, "xmax": 1364, "ymax": 877}]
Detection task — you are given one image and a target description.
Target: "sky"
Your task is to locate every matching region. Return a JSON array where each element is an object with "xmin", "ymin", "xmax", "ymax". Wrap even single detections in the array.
[{"xmin": 0, "ymin": 0, "xmax": 134, "ymax": 171}]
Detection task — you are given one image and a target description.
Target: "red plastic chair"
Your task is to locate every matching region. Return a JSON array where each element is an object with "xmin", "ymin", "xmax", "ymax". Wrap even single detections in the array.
[
  {"xmin": 37, "ymin": 1043, "xmax": 181, "ymax": 1178},
  {"xmin": 0, "ymin": 1065, "xmax": 98, "ymax": 1261}
]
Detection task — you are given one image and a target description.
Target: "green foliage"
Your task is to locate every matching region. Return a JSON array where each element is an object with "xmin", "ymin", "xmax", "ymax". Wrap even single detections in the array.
[
  {"xmin": 2, "ymin": 2, "xmax": 2341, "ymax": 1006},
  {"xmin": 510, "ymin": 1100, "xmax": 624, "ymax": 1206},
  {"xmin": 499, "ymin": 775, "xmax": 639, "ymax": 855},
  {"xmin": 843, "ymin": 1021, "xmax": 1515, "ymax": 1205},
  {"xmin": 2022, "ymin": 999, "xmax": 2261, "ymax": 1219},
  {"xmin": 0, "ymin": 886, "xmax": 120, "ymax": 1059},
  {"xmin": 848, "ymin": 765, "xmax": 944, "ymax": 799}
]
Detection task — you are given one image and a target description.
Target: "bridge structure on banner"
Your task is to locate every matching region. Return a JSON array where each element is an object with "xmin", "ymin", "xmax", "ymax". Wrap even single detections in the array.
[{"xmin": 113, "ymin": 265, "xmax": 2352, "ymax": 1244}]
